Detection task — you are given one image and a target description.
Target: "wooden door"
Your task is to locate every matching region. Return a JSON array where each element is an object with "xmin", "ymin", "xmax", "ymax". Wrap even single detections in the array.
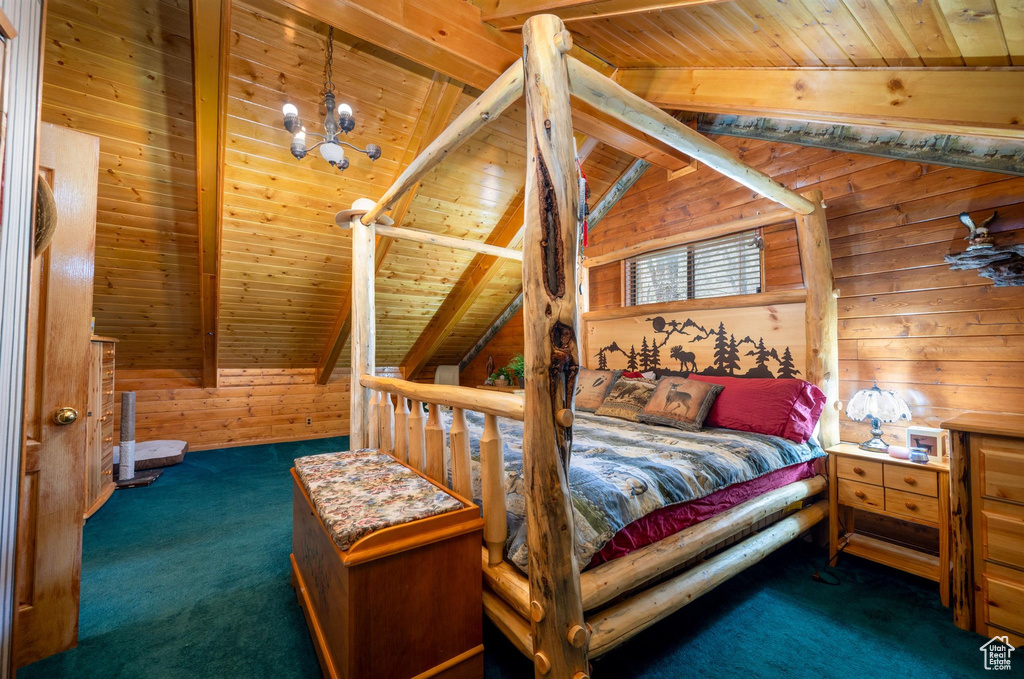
[{"xmin": 13, "ymin": 123, "xmax": 99, "ymax": 667}]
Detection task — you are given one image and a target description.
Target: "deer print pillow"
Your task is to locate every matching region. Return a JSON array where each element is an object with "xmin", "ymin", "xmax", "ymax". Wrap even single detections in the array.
[
  {"xmin": 574, "ymin": 369, "xmax": 621, "ymax": 412},
  {"xmin": 637, "ymin": 377, "xmax": 724, "ymax": 431},
  {"xmin": 594, "ymin": 376, "xmax": 658, "ymax": 422}
]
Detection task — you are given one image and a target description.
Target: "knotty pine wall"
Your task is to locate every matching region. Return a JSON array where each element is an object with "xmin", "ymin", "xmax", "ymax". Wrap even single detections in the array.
[
  {"xmin": 471, "ymin": 137, "xmax": 1024, "ymax": 447},
  {"xmin": 460, "ymin": 308, "xmax": 526, "ymax": 387}
]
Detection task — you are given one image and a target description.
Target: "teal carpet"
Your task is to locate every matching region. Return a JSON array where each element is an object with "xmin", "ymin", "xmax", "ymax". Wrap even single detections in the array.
[{"xmin": 22, "ymin": 439, "xmax": 991, "ymax": 678}]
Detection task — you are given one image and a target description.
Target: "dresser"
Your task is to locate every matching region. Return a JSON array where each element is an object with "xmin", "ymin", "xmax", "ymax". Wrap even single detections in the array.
[
  {"xmin": 946, "ymin": 413, "xmax": 1024, "ymax": 646},
  {"xmin": 827, "ymin": 443, "xmax": 950, "ymax": 605},
  {"xmin": 84, "ymin": 336, "xmax": 117, "ymax": 518}
]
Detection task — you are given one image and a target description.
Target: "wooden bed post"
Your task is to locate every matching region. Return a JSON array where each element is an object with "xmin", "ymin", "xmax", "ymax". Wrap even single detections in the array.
[
  {"xmin": 794, "ymin": 189, "xmax": 839, "ymax": 448},
  {"xmin": 348, "ymin": 198, "xmax": 377, "ymax": 450},
  {"xmin": 521, "ymin": 14, "xmax": 589, "ymax": 679}
]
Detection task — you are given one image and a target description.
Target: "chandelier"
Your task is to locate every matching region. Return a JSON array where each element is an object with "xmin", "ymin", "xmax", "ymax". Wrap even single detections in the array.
[{"xmin": 281, "ymin": 26, "xmax": 381, "ymax": 172}]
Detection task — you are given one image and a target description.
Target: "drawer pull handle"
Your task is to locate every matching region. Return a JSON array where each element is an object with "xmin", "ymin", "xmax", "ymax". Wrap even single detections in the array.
[
  {"xmin": 852, "ymin": 466, "xmax": 864, "ymax": 475},
  {"xmin": 905, "ymin": 501, "xmax": 917, "ymax": 510},
  {"xmin": 854, "ymin": 490, "xmax": 866, "ymax": 499},
  {"xmin": 904, "ymin": 475, "xmax": 916, "ymax": 485}
]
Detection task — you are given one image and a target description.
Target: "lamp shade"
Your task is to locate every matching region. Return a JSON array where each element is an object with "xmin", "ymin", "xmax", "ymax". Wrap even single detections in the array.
[{"xmin": 846, "ymin": 383, "xmax": 911, "ymax": 424}]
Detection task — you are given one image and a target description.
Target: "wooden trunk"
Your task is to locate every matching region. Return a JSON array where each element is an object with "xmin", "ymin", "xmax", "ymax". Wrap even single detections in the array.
[
  {"xmin": 291, "ymin": 468, "xmax": 484, "ymax": 679},
  {"xmin": 521, "ymin": 14, "xmax": 589, "ymax": 679}
]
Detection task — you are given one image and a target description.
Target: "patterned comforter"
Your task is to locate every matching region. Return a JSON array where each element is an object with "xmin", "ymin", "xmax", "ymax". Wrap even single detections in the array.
[{"xmin": 444, "ymin": 410, "xmax": 825, "ymax": 572}]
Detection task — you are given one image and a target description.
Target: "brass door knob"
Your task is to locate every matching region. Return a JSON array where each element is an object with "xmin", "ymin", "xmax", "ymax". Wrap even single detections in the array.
[{"xmin": 53, "ymin": 407, "xmax": 79, "ymax": 425}]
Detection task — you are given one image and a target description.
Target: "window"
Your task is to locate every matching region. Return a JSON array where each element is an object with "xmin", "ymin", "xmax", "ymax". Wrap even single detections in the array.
[{"xmin": 625, "ymin": 230, "xmax": 763, "ymax": 306}]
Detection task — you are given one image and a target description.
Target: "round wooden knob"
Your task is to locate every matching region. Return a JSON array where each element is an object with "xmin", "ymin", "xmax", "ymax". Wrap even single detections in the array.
[
  {"xmin": 905, "ymin": 501, "xmax": 917, "ymax": 510},
  {"xmin": 534, "ymin": 652, "xmax": 551, "ymax": 675},
  {"xmin": 854, "ymin": 490, "xmax": 866, "ymax": 499},
  {"xmin": 904, "ymin": 475, "xmax": 916, "ymax": 485},
  {"xmin": 852, "ymin": 466, "xmax": 864, "ymax": 475},
  {"xmin": 573, "ymin": 673, "xmax": 590, "ymax": 679},
  {"xmin": 568, "ymin": 624, "xmax": 588, "ymax": 648},
  {"xmin": 554, "ymin": 29, "xmax": 573, "ymax": 54},
  {"xmin": 530, "ymin": 600, "xmax": 545, "ymax": 622},
  {"xmin": 556, "ymin": 409, "xmax": 574, "ymax": 427}
]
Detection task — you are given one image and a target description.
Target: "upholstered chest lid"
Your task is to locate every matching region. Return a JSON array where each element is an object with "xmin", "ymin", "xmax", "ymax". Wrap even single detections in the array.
[{"xmin": 294, "ymin": 450, "xmax": 464, "ymax": 552}]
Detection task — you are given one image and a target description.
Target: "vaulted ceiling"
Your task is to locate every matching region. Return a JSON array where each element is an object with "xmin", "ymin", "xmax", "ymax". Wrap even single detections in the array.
[{"xmin": 41, "ymin": 0, "xmax": 1022, "ymax": 384}]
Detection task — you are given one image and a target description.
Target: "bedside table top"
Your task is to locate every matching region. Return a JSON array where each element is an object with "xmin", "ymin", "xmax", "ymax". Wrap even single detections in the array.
[{"xmin": 826, "ymin": 442, "xmax": 949, "ymax": 472}]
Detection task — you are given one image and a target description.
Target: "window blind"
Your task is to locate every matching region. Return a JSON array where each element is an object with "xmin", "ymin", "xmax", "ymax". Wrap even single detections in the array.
[{"xmin": 625, "ymin": 230, "xmax": 763, "ymax": 306}]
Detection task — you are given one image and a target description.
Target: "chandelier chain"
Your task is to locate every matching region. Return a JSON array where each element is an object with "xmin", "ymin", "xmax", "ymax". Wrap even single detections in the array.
[{"xmin": 323, "ymin": 26, "xmax": 335, "ymax": 96}]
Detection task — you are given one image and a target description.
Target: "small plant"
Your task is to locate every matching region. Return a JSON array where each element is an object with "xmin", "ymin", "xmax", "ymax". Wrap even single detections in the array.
[{"xmin": 506, "ymin": 353, "xmax": 525, "ymax": 381}]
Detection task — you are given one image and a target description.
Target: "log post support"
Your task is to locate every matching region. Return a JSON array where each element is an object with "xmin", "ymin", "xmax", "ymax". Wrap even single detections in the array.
[
  {"xmin": 425, "ymin": 402, "xmax": 446, "ymax": 484},
  {"xmin": 408, "ymin": 400, "xmax": 426, "ymax": 473},
  {"xmin": 379, "ymin": 392, "xmax": 395, "ymax": 454},
  {"xmin": 348, "ymin": 198, "xmax": 377, "ymax": 450},
  {"xmin": 450, "ymin": 407, "xmax": 473, "ymax": 499},
  {"xmin": 481, "ymin": 413, "xmax": 507, "ymax": 567},
  {"xmin": 394, "ymin": 396, "xmax": 410, "ymax": 464},
  {"xmin": 794, "ymin": 190, "xmax": 839, "ymax": 449},
  {"xmin": 521, "ymin": 14, "xmax": 589, "ymax": 678}
]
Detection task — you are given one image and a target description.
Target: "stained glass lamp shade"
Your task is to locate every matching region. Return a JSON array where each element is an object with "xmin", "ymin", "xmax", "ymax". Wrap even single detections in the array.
[{"xmin": 845, "ymin": 382, "xmax": 912, "ymax": 452}]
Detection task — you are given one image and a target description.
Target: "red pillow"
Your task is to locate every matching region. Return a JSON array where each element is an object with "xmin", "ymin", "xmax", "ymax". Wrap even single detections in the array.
[
  {"xmin": 620, "ymin": 371, "xmax": 644, "ymax": 378},
  {"xmin": 688, "ymin": 375, "xmax": 825, "ymax": 444}
]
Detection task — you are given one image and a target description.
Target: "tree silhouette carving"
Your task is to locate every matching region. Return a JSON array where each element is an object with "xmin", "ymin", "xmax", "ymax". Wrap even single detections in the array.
[
  {"xmin": 639, "ymin": 337, "xmax": 652, "ymax": 371},
  {"xmin": 650, "ymin": 340, "xmax": 661, "ymax": 369},
  {"xmin": 744, "ymin": 337, "xmax": 776, "ymax": 378},
  {"xmin": 627, "ymin": 345, "xmax": 638, "ymax": 371},
  {"xmin": 776, "ymin": 346, "xmax": 800, "ymax": 379}
]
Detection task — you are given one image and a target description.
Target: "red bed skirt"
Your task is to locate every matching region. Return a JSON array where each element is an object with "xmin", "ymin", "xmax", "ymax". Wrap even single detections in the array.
[{"xmin": 586, "ymin": 460, "xmax": 820, "ymax": 569}]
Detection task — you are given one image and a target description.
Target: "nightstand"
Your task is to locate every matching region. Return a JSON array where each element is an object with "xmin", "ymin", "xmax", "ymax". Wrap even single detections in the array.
[{"xmin": 827, "ymin": 442, "xmax": 951, "ymax": 606}]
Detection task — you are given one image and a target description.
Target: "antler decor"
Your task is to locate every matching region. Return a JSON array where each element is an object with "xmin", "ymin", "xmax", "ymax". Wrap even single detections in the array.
[{"xmin": 945, "ymin": 211, "xmax": 1024, "ymax": 286}]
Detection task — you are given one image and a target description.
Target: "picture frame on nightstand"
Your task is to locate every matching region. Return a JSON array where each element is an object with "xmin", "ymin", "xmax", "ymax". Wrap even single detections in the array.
[{"xmin": 906, "ymin": 426, "xmax": 949, "ymax": 458}]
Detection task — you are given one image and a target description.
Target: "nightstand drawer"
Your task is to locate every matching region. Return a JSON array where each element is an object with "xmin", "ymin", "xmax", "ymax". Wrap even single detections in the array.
[
  {"xmin": 838, "ymin": 479, "xmax": 883, "ymax": 510},
  {"xmin": 977, "ymin": 435, "xmax": 1024, "ymax": 504},
  {"xmin": 885, "ymin": 488, "xmax": 939, "ymax": 523},
  {"xmin": 981, "ymin": 500, "xmax": 1024, "ymax": 571},
  {"xmin": 883, "ymin": 464, "xmax": 937, "ymax": 497},
  {"xmin": 837, "ymin": 457, "xmax": 883, "ymax": 485}
]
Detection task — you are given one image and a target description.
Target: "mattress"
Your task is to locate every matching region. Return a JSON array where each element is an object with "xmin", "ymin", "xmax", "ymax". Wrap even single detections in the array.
[{"xmin": 451, "ymin": 410, "xmax": 825, "ymax": 572}]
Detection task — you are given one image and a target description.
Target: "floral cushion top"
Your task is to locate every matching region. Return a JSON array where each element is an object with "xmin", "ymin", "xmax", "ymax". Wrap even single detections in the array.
[{"xmin": 294, "ymin": 450, "xmax": 464, "ymax": 552}]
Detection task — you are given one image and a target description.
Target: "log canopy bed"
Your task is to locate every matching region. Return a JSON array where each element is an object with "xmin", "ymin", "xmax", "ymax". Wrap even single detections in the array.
[{"xmin": 290, "ymin": 14, "xmax": 840, "ymax": 679}]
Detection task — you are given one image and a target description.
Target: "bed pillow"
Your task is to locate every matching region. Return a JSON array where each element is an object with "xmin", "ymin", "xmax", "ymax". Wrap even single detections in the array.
[
  {"xmin": 637, "ymin": 377, "xmax": 723, "ymax": 432},
  {"xmin": 594, "ymin": 377, "xmax": 657, "ymax": 422},
  {"xmin": 688, "ymin": 375, "xmax": 826, "ymax": 443},
  {"xmin": 574, "ymin": 369, "xmax": 621, "ymax": 412}
]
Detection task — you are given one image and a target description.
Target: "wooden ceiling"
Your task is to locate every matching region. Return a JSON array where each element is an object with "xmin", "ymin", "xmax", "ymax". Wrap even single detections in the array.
[
  {"xmin": 41, "ymin": 0, "xmax": 1020, "ymax": 381},
  {"xmin": 476, "ymin": 0, "xmax": 1023, "ymax": 67}
]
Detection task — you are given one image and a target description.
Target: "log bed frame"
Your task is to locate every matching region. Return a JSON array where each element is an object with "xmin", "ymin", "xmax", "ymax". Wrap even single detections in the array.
[{"xmin": 328, "ymin": 14, "xmax": 839, "ymax": 678}]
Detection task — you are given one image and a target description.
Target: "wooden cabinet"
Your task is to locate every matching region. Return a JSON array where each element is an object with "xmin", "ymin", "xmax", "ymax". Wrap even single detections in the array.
[
  {"xmin": 84, "ymin": 337, "xmax": 116, "ymax": 518},
  {"xmin": 827, "ymin": 443, "xmax": 950, "ymax": 606},
  {"xmin": 946, "ymin": 413, "xmax": 1024, "ymax": 646}
]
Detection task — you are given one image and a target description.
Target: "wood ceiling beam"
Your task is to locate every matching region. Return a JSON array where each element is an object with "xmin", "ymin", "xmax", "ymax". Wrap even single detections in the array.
[
  {"xmin": 479, "ymin": 0, "xmax": 731, "ymax": 31},
  {"xmin": 276, "ymin": 0, "xmax": 693, "ymax": 169},
  {"xmin": 615, "ymin": 68, "xmax": 1024, "ymax": 141},
  {"xmin": 401, "ymin": 134, "xmax": 596, "ymax": 380},
  {"xmin": 190, "ymin": 0, "xmax": 231, "ymax": 387},
  {"xmin": 316, "ymin": 74, "xmax": 464, "ymax": 385}
]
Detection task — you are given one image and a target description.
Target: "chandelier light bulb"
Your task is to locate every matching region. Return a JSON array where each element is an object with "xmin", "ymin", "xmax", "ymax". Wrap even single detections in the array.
[
  {"xmin": 293, "ymin": 129, "xmax": 306, "ymax": 143},
  {"xmin": 282, "ymin": 103, "xmax": 298, "ymax": 116},
  {"xmin": 337, "ymin": 103, "xmax": 352, "ymax": 117},
  {"xmin": 319, "ymin": 141, "xmax": 345, "ymax": 166}
]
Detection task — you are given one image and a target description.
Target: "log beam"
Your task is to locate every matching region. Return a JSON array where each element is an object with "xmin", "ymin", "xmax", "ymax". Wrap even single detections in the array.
[
  {"xmin": 615, "ymin": 68, "xmax": 1024, "ymax": 140},
  {"xmin": 189, "ymin": 0, "xmax": 231, "ymax": 387},
  {"xmin": 480, "ymin": 0, "xmax": 731, "ymax": 30},
  {"xmin": 315, "ymin": 75, "xmax": 463, "ymax": 384},
  {"xmin": 521, "ymin": 14, "xmax": 589, "ymax": 678},
  {"xmin": 276, "ymin": 0, "xmax": 695, "ymax": 170},
  {"xmin": 568, "ymin": 57, "xmax": 816, "ymax": 215},
  {"xmin": 370, "ymin": 223, "xmax": 523, "ymax": 261},
  {"xmin": 794, "ymin": 190, "xmax": 839, "ymax": 449}
]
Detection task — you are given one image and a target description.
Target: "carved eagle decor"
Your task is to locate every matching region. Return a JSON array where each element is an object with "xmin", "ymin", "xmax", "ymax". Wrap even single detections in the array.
[{"xmin": 959, "ymin": 211, "xmax": 997, "ymax": 247}]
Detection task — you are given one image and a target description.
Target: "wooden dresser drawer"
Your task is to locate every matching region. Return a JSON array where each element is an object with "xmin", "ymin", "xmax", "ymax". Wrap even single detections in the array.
[
  {"xmin": 982, "ymin": 569, "xmax": 1024, "ymax": 636},
  {"xmin": 982, "ymin": 500, "xmax": 1024, "ymax": 571},
  {"xmin": 837, "ymin": 457, "xmax": 883, "ymax": 485},
  {"xmin": 977, "ymin": 435, "xmax": 1024, "ymax": 504},
  {"xmin": 882, "ymin": 464, "xmax": 937, "ymax": 497},
  {"xmin": 885, "ymin": 488, "xmax": 939, "ymax": 523},
  {"xmin": 838, "ymin": 479, "xmax": 883, "ymax": 510}
]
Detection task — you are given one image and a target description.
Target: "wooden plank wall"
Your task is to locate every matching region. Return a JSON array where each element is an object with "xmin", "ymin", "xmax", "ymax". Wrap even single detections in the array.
[
  {"xmin": 470, "ymin": 137, "xmax": 1024, "ymax": 447},
  {"xmin": 114, "ymin": 367, "xmax": 401, "ymax": 451},
  {"xmin": 41, "ymin": 0, "xmax": 203, "ymax": 369},
  {"xmin": 460, "ymin": 307, "xmax": 525, "ymax": 386}
]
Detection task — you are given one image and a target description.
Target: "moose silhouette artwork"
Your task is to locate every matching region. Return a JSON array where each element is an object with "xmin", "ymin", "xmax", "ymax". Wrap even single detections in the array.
[{"xmin": 593, "ymin": 314, "xmax": 800, "ymax": 379}]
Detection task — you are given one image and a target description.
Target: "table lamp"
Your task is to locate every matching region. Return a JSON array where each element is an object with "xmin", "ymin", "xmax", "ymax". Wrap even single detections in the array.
[{"xmin": 845, "ymin": 382, "xmax": 912, "ymax": 452}]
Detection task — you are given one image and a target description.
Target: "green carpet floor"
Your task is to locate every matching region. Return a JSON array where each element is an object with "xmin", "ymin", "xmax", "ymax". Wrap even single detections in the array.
[{"xmin": 21, "ymin": 439, "xmax": 993, "ymax": 678}]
